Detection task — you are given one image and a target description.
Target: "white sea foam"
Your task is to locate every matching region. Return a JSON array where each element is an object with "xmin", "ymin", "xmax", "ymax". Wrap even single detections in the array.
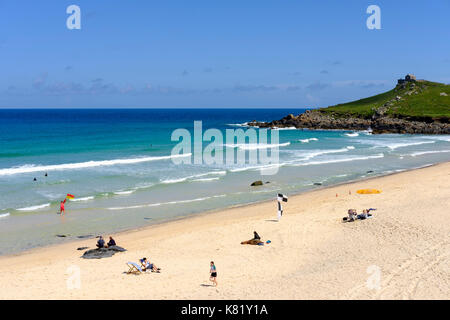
[
  {"xmin": 229, "ymin": 147, "xmax": 354, "ymax": 173},
  {"xmin": 0, "ymin": 213, "xmax": 10, "ymax": 219},
  {"xmin": 224, "ymin": 142, "xmax": 290, "ymax": 150},
  {"xmin": 300, "ymin": 147, "xmax": 351, "ymax": 160},
  {"xmin": 161, "ymin": 170, "xmax": 226, "ymax": 185},
  {"xmin": 107, "ymin": 196, "xmax": 215, "ymax": 210},
  {"xmin": 423, "ymin": 136, "xmax": 450, "ymax": 142},
  {"xmin": 70, "ymin": 196, "xmax": 95, "ymax": 202},
  {"xmin": 226, "ymin": 122, "xmax": 251, "ymax": 127},
  {"xmin": 0, "ymin": 153, "xmax": 192, "ymax": 176},
  {"xmin": 345, "ymin": 132, "xmax": 359, "ymax": 137},
  {"xmin": 114, "ymin": 190, "xmax": 135, "ymax": 195},
  {"xmin": 358, "ymin": 139, "xmax": 436, "ymax": 150},
  {"xmin": 16, "ymin": 203, "xmax": 50, "ymax": 211},
  {"xmin": 161, "ymin": 177, "xmax": 188, "ymax": 184},
  {"xmin": 387, "ymin": 141, "xmax": 436, "ymax": 150},
  {"xmin": 228, "ymin": 163, "xmax": 282, "ymax": 173},
  {"xmin": 291, "ymin": 153, "xmax": 385, "ymax": 167},
  {"xmin": 271, "ymin": 126, "xmax": 297, "ymax": 130},
  {"xmin": 192, "ymin": 171, "xmax": 227, "ymax": 178},
  {"xmin": 346, "ymin": 146, "xmax": 355, "ymax": 150},
  {"xmin": 408, "ymin": 150, "xmax": 450, "ymax": 157},
  {"xmin": 192, "ymin": 177, "xmax": 220, "ymax": 182},
  {"xmin": 299, "ymin": 138, "xmax": 318, "ymax": 143}
]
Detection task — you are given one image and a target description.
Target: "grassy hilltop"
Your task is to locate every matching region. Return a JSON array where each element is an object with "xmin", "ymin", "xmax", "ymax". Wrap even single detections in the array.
[{"xmin": 320, "ymin": 80, "xmax": 450, "ymax": 122}]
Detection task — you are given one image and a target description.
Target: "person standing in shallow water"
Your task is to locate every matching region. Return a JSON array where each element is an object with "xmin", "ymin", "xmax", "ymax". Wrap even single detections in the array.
[
  {"xmin": 60, "ymin": 199, "xmax": 66, "ymax": 215},
  {"xmin": 209, "ymin": 261, "xmax": 217, "ymax": 287}
]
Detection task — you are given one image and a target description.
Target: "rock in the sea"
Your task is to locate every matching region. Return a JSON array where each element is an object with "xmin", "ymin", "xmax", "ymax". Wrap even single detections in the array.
[
  {"xmin": 313, "ymin": 183, "xmax": 322, "ymax": 186},
  {"xmin": 56, "ymin": 234, "xmax": 68, "ymax": 238},
  {"xmin": 250, "ymin": 180, "xmax": 263, "ymax": 186},
  {"xmin": 77, "ymin": 235, "xmax": 93, "ymax": 239},
  {"xmin": 81, "ymin": 245, "xmax": 127, "ymax": 259}
]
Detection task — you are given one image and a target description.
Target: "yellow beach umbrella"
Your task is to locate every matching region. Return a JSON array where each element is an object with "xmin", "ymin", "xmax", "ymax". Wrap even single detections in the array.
[{"xmin": 356, "ymin": 189, "xmax": 381, "ymax": 194}]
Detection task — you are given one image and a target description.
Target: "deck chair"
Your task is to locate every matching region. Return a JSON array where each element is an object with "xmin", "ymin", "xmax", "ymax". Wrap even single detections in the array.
[{"xmin": 126, "ymin": 262, "xmax": 143, "ymax": 274}]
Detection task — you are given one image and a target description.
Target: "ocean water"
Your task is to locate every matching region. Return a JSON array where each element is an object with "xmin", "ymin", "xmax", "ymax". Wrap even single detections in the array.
[{"xmin": 1, "ymin": 108, "xmax": 449, "ymax": 255}]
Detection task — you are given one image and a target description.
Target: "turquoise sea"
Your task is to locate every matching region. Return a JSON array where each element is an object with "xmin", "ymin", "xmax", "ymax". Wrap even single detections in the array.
[{"xmin": 1, "ymin": 108, "xmax": 449, "ymax": 255}]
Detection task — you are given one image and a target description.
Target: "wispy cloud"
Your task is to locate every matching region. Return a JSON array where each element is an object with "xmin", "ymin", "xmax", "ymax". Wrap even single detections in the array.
[
  {"xmin": 332, "ymin": 80, "xmax": 389, "ymax": 89},
  {"xmin": 232, "ymin": 85, "xmax": 278, "ymax": 93},
  {"xmin": 32, "ymin": 72, "xmax": 48, "ymax": 89},
  {"xmin": 306, "ymin": 82, "xmax": 329, "ymax": 91}
]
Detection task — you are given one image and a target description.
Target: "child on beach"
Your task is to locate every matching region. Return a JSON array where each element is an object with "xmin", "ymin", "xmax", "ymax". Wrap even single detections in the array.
[{"xmin": 209, "ymin": 261, "xmax": 217, "ymax": 287}]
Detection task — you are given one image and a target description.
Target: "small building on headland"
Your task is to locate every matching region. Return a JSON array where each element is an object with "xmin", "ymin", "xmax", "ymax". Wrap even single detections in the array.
[{"xmin": 398, "ymin": 74, "xmax": 417, "ymax": 84}]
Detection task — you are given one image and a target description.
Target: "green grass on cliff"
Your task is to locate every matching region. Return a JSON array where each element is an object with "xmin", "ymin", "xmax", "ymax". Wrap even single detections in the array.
[{"xmin": 320, "ymin": 80, "xmax": 450, "ymax": 121}]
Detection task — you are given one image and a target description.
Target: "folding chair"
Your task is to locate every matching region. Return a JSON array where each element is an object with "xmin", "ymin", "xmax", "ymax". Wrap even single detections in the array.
[{"xmin": 126, "ymin": 262, "xmax": 143, "ymax": 275}]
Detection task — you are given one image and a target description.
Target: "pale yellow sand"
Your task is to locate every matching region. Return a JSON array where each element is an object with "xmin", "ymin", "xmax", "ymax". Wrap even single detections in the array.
[{"xmin": 1, "ymin": 163, "xmax": 449, "ymax": 300}]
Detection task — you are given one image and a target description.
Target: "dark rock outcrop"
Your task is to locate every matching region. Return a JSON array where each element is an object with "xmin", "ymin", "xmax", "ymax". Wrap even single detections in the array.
[
  {"xmin": 81, "ymin": 245, "xmax": 127, "ymax": 259},
  {"xmin": 250, "ymin": 180, "xmax": 263, "ymax": 186},
  {"xmin": 248, "ymin": 110, "xmax": 450, "ymax": 134}
]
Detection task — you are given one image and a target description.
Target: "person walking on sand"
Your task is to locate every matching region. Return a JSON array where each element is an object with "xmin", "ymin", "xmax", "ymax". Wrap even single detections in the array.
[
  {"xmin": 60, "ymin": 199, "xmax": 66, "ymax": 215},
  {"xmin": 209, "ymin": 261, "xmax": 217, "ymax": 287}
]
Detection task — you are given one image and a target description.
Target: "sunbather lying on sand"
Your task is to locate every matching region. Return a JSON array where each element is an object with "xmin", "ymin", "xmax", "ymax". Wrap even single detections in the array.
[
  {"xmin": 241, "ymin": 239, "xmax": 264, "ymax": 245},
  {"xmin": 357, "ymin": 209, "xmax": 369, "ymax": 220},
  {"xmin": 241, "ymin": 231, "xmax": 264, "ymax": 245},
  {"xmin": 343, "ymin": 208, "xmax": 374, "ymax": 222}
]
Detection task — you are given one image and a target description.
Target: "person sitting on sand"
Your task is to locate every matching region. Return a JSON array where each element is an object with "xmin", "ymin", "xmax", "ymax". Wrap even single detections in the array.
[
  {"xmin": 347, "ymin": 209, "xmax": 357, "ymax": 221},
  {"xmin": 96, "ymin": 236, "xmax": 105, "ymax": 248},
  {"xmin": 140, "ymin": 257, "xmax": 160, "ymax": 272},
  {"xmin": 106, "ymin": 236, "xmax": 116, "ymax": 247}
]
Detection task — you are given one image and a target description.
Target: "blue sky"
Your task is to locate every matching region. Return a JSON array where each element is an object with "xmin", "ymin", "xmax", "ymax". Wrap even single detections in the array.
[{"xmin": 0, "ymin": 0, "xmax": 449, "ymax": 108}]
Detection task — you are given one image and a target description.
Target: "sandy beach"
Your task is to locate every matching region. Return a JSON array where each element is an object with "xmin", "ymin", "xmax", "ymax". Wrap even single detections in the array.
[{"xmin": 0, "ymin": 162, "xmax": 449, "ymax": 300}]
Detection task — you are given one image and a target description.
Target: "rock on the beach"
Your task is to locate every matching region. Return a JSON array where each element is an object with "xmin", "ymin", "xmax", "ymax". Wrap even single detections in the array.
[
  {"xmin": 77, "ymin": 247, "xmax": 89, "ymax": 251},
  {"xmin": 81, "ymin": 245, "xmax": 127, "ymax": 259},
  {"xmin": 250, "ymin": 180, "xmax": 263, "ymax": 186},
  {"xmin": 77, "ymin": 235, "xmax": 93, "ymax": 239}
]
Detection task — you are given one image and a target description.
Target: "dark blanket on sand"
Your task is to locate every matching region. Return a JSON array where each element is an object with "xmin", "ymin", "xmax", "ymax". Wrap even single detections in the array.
[{"xmin": 81, "ymin": 245, "xmax": 127, "ymax": 259}]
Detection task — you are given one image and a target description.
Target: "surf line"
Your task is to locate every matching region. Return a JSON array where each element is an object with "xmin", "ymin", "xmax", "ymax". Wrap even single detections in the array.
[
  {"xmin": 170, "ymin": 121, "xmax": 284, "ymax": 175},
  {"xmin": 0, "ymin": 153, "xmax": 192, "ymax": 176}
]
